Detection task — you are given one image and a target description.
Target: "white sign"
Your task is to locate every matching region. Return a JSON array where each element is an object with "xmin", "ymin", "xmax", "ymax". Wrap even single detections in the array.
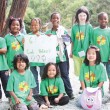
[{"xmin": 24, "ymin": 35, "xmax": 57, "ymax": 64}]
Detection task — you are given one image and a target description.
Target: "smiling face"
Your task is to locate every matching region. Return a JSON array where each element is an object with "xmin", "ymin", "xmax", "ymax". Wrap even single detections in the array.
[
  {"xmin": 78, "ymin": 12, "xmax": 87, "ymax": 25},
  {"xmin": 10, "ymin": 20, "xmax": 20, "ymax": 35},
  {"xmin": 98, "ymin": 13, "xmax": 108, "ymax": 29},
  {"xmin": 30, "ymin": 19, "xmax": 40, "ymax": 33},
  {"xmin": 47, "ymin": 65, "xmax": 57, "ymax": 78},
  {"xmin": 87, "ymin": 48, "xmax": 96, "ymax": 64},
  {"xmin": 50, "ymin": 13, "xmax": 60, "ymax": 29},
  {"xmin": 17, "ymin": 59, "xmax": 26, "ymax": 73}
]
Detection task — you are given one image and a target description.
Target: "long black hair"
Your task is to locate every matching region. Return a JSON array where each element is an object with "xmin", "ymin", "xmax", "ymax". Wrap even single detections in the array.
[
  {"xmin": 84, "ymin": 45, "xmax": 101, "ymax": 66},
  {"xmin": 13, "ymin": 54, "xmax": 29, "ymax": 70},
  {"xmin": 41, "ymin": 62, "xmax": 60, "ymax": 80}
]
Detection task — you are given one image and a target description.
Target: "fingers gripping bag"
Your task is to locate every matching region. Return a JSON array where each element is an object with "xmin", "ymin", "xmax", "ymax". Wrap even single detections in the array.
[{"xmin": 80, "ymin": 87, "xmax": 102, "ymax": 110}]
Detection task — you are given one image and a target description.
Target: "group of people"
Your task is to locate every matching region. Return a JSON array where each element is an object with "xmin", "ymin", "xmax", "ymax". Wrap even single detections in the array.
[{"xmin": 0, "ymin": 5, "xmax": 110, "ymax": 110}]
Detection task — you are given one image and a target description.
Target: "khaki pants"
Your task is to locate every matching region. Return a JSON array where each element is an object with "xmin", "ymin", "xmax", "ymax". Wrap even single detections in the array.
[{"xmin": 73, "ymin": 55, "xmax": 84, "ymax": 76}]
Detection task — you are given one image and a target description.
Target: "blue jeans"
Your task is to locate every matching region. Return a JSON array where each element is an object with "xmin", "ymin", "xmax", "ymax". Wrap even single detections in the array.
[
  {"xmin": 57, "ymin": 61, "xmax": 73, "ymax": 97},
  {"xmin": 0, "ymin": 70, "xmax": 10, "ymax": 98},
  {"xmin": 30, "ymin": 66, "xmax": 44, "ymax": 94}
]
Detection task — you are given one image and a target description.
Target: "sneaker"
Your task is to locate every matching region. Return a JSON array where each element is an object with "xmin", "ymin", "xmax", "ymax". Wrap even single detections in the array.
[
  {"xmin": 69, "ymin": 93, "xmax": 75, "ymax": 100},
  {"xmin": 0, "ymin": 99, "xmax": 2, "ymax": 103}
]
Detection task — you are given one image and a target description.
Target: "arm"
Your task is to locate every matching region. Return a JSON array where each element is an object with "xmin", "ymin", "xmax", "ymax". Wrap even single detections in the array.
[
  {"xmin": 80, "ymin": 81, "xmax": 86, "ymax": 90},
  {"xmin": 9, "ymin": 91, "xmax": 20, "ymax": 104},
  {"xmin": 54, "ymin": 93, "xmax": 64, "ymax": 103},
  {"xmin": 26, "ymin": 89, "xmax": 33, "ymax": 101},
  {"xmin": 44, "ymin": 96, "xmax": 50, "ymax": 107},
  {"xmin": 0, "ymin": 48, "xmax": 7, "ymax": 54},
  {"xmin": 98, "ymin": 82, "xmax": 104, "ymax": 88},
  {"xmin": 70, "ymin": 42, "xmax": 73, "ymax": 58}
]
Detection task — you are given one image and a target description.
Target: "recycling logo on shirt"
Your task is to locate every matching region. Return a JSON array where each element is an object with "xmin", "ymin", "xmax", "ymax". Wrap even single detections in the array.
[
  {"xmin": 19, "ymin": 81, "xmax": 29, "ymax": 92},
  {"xmin": 47, "ymin": 85, "xmax": 58, "ymax": 94},
  {"xmin": 97, "ymin": 35, "xmax": 106, "ymax": 45},
  {"xmin": 11, "ymin": 41, "xmax": 20, "ymax": 51},
  {"xmin": 76, "ymin": 32, "xmax": 84, "ymax": 40},
  {"xmin": 85, "ymin": 72, "xmax": 96, "ymax": 82}
]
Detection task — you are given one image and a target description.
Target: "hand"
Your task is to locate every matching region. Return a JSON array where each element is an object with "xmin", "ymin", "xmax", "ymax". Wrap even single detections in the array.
[
  {"xmin": 26, "ymin": 95, "xmax": 32, "ymax": 101},
  {"xmin": 54, "ymin": 97, "xmax": 59, "ymax": 103},
  {"xmin": 22, "ymin": 38, "xmax": 25, "ymax": 44},
  {"xmin": 69, "ymin": 53, "xmax": 73, "ymax": 58},
  {"xmin": 46, "ymin": 34, "xmax": 52, "ymax": 37},
  {"xmin": 15, "ymin": 97, "xmax": 21, "ymax": 104},
  {"xmin": 46, "ymin": 100, "xmax": 50, "ymax": 107}
]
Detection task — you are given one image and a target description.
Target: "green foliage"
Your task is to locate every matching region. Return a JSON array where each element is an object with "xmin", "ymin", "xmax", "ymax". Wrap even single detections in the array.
[
  {"xmin": 6, "ymin": 0, "xmax": 110, "ymax": 31},
  {"xmin": 24, "ymin": 7, "xmax": 36, "ymax": 33}
]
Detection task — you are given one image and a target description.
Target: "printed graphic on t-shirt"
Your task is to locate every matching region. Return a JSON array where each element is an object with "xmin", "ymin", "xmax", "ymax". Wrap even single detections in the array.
[
  {"xmin": 11, "ymin": 41, "xmax": 20, "ymax": 51},
  {"xmin": 47, "ymin": 85, "xmax": 58, "ymax": 94},
  {"xmin": 19, "ymin": 81, "xmax": 29, "ymax": 92},
  {"xmin": 97, "ymin": 35, "xmax": 106, "ymax": 45},
  {"xmin": 76, "ymin": 32, "xmax": 84, "ymax": 40},
  {"xmin": 85, "ymin": 72, "xmax": 96, "ymax": 82}
]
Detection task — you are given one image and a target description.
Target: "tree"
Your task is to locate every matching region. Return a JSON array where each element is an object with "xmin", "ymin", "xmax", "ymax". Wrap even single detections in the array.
[
  {"xmin": 0, "ymin": 0, "xmax": 6, "ymax": 34},
  {"xmin": 1, "ymin": 0, "xmax": 29, "ymax": 36}
]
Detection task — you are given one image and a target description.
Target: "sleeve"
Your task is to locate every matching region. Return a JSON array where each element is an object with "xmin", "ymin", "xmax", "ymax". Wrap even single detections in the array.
[
  {"xmin": 40, "ymin": 80, "xmax": 48, "ymax": 96},
  {"xmin": 30, "ymin": 71, "xmax": 36, "ymax": 88},
  {"xmin": 6, "ymin": 75, "xmax": 14, "ymax": 91},
  {"xmin": 71, "ymin": 25, "xmax": 75, "ymax": 43},
  {"xmin": 89, "ymin": 24, "xmax": 93, "ymax": 45},
  {"xmin": 99, "ymin": 64, "xmax": 107, "ymax": 82},
  {"xmin": 58, "ymin": 77, "xmax": 66, "ymax": 94},
  {"xmin": 0, "ymin": 38, "xmax": 6, "ymax": 49},
  {"xmin": 79, "ymin": 64, "xmax": 85, "ymax": 81},
  {"xmin": 90, "ymin": 28, "xmax": 95, "ymax": 45}
]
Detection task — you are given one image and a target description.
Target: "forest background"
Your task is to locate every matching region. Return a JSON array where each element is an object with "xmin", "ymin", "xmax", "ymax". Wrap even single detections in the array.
[{"xmin": 0, "ymin": 0, "xmax": 110, "ymax": 36}]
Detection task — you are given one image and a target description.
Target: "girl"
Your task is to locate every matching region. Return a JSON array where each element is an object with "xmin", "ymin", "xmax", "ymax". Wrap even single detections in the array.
[
  {"xmin": 29, "ymin": 18, "xmax": 45, "ymax": 94},
  {"xmin": 45, "ymin": 12, "xmax": 74, "ymax": 99},
  {"xmin": 79, "ymin": 45, "xmax": 107, "ymax": 94},
  {"xmin": 6, "ymin": 54, "xmax": 39, "ymax": 110},
  {"xmin": 40, "ymin": 62, "xmax": 69, "ymax": 107},
  {"xmin": 0, "ymin": 37, "xmax": 10, "ymax": 102},
  {"xmin": 70, "ymin": 6, "xmax": 93, "ymax": 77},
  {"xmin": 91, "ymin": 12, "xmax": 110, "ymax": 92},
  {"xmin": 4, "ymin": 17, "xmax": 24, "ymax": 70}
]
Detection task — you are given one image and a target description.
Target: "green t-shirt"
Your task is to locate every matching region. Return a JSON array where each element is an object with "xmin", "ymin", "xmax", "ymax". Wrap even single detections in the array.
[
  {"xmin": 6, "ymin": 69, "xmax": 36, "ymax": 105},
  {"xmin": 79, "ymin": 63, "xmax": 107, "ymax": 94},
  {"xmin": 40, "ymin": 77, "xmax": 66, "ymax": 97},
  {"xmin": 0, "ymin": 37, "xmax": 9, "ymax": 70},
  {"xmin": 5, "ymin": 33, "xmax": 24, "ymax": 69},
  {"xmin": 91, "ymin": 27, "xmax": 110, "ymax": 62},
  {"xmin": 71, "ymin": 23, "xmax": 93, "ymax": 57},
  {"xmin": 28, "ymin": 32, "xmax": 45, "ymax": 66},
  {"xmin": 45, "ymin": 27, "xmax": 68, "ymax": 63}
]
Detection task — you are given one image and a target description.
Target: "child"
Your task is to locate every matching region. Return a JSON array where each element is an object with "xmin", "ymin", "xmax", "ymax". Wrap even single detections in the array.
[
  {"xmin": 70, "ymin": 6, "xmax": 93, "ymax": 76},
  {"xmin": 0, "ymin": 37, "xmax": 10, "ymax": 102},
  {"xmin": 79, "ymin": 45, "xmax": 107, "ymax": 94},
  {"xmin": 6, "ymin": 54, "xmax": 39, "ymax": 110},
  {"xmin": 28, "ymin": 18, "xmax": 45, "ymax": 94},
  {"xmin": 91, "ymin": 12, "xmax": 110, "ymax": 92},
  {"xmin": 40, "ymin": 62, "xmax": 69, "ymax": 107},
  {"xmin": 4, "ymin": 17, "xmax": 24, "ymax": 70},
  {"xmin": 45, "ymin": 12, "xmax": 74, "ymax": 99}
]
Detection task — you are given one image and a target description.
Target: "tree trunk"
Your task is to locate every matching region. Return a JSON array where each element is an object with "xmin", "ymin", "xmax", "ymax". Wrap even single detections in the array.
[
  {"xmin": 1, "ymin": 0, "xmax": 29, "ymax": 37},
  {"xmin": 0, "ymin": 0, "xmax": 6, "ymax": 35}
]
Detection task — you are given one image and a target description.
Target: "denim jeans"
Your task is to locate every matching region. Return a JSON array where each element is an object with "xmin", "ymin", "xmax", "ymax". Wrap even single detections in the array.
[
  {"xmin": 57, "ymin": 61, "xmax": 73, "ymax": 97},
  {"xmin": 30, "ymin": 66, "xmax": 44, "ymax": 94},
  {"xmin": 0, "ymin": 70, "xmax": 10, "ymax": 98}
]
